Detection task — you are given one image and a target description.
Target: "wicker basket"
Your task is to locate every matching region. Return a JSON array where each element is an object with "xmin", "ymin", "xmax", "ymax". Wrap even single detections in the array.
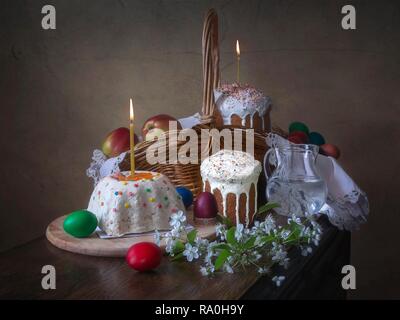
[{"xmin": 120, "ymin": 9, "xmax": 280, "ymax": 197}]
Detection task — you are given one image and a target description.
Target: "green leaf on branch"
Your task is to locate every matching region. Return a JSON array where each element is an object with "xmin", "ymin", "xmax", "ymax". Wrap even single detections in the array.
[
  {"xmin": 172, "ymin": 240, "xmax": 185, "ymax": 254},
  {"xmin": 256, "ymin": 235, "xmax": 275, "ymax": 246},
  {"xmin": 171, "ymin": 252, "xmax": 184, "ymax": 261},
  {"xmin": 211, "ymin": 243, "xmax": 231, "ymax": 251},
  {"xmin": 214, "ymin": 249, "xmax": 230, "ymax": 271},
  {"xmin": 257, "ymin": 202, "xmax": 280, "ymax": 215},
  {"xmin": 216, "ymin": 214, "xmax": 234, "ymax": 228},
  {"xmin": 187, "ymin": 229, "xmax": 197, "ymax": 244},
  {"xmin": 226, "ymin": 227, "xmax": 237, "ymax": 245},
  {"xmin": 244, "ymin": 236, "xmax": 256, "ymax": 249}
]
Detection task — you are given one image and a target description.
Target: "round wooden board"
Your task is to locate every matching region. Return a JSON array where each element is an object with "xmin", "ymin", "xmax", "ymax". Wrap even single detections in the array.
[{"xmin": 46, "ymin": 212, "xmax": 216, "ymax": 257}]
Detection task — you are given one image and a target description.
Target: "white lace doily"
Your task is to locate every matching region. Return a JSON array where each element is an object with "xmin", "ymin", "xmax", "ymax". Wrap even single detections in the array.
[
  {"xmin": 266, "ymin": 133, "xmax": 369, "ymax": 231},
  {"xmin": 86, "ymin": 150, "xmax": 127, "ymax": 186}
]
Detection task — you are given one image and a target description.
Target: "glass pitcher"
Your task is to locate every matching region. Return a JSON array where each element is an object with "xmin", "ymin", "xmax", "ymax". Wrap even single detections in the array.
[{"xmin": 264, "ymin": 144, "xmax": 327, "ymax": 217}]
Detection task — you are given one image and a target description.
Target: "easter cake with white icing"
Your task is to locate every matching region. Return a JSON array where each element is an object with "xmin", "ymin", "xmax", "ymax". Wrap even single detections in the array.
[
  {"xmin": 200, "ymin": 150, "xmax": 262, "ymax": 226},
  {"xmin": 87, "ymin": 171, "xmax": 186, "ymax": 237},
  {"xmin": 213, "ymin": 83, "xmax": 272, "ymax": 132}
]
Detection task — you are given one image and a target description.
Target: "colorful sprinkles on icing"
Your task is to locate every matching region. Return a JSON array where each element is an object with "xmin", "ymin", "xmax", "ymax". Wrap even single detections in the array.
[
  {"xmin": 87, "ymin": 170, "xmax": 186, "ymax": 237},
  {"xmin": 214, "ymin": 83, "xmax": 271, "ymax": 130}
]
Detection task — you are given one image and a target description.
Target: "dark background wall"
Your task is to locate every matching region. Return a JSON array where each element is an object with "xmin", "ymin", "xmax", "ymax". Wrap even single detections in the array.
[{"xmin": 1, "ymin": 0, "xmax": 399, "ymax": 298}]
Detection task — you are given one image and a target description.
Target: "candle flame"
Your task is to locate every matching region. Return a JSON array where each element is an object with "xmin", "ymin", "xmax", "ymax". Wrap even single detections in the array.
[
  {"xmin": 130, "ymin": 98, "xmax": 134, "ymax": 121},
  {"xmin": 236, "ymin": 40, "xmax": 240, "ymax": 57}
]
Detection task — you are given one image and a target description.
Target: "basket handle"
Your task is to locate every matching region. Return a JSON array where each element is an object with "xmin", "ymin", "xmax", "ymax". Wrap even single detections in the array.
[{"xmin": 201, "ymin": 9, "xmax": 220, "ymax": 125}]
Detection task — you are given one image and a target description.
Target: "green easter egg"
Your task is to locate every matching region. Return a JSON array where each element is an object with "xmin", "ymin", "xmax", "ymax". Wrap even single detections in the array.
[
  {"xmin": 63, "ymin": 210, "xmax": 98, "ymax": 238},
  {"xmin": 309, "ymin": 132, "xmax": 326, "ymax": 146},
  {"xmin": 289, "ymin": 122, "xmax": 309, "ymax": 135}
]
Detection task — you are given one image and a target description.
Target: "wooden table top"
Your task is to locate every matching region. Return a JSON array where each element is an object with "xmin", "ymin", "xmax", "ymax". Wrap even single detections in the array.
[{"xmin": 0, "ymin": 217, "xmax": 349, "ymax": 300}]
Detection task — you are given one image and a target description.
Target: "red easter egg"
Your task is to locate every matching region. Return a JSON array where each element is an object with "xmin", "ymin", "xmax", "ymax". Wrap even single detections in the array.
[
  {"xmin": 288, "ymin": 135, "xmax": 304, "ymax": 144},
  {"xmin": 320, "ymin": 143, "xmax": 341, "ymax": 159},
  {"xmin": 126, "ymin": 242, "xmax": 162, "ymax": 272},
  {"xmin": 288, "ymin": 131, "xmax": 309, "ymax": 144}
]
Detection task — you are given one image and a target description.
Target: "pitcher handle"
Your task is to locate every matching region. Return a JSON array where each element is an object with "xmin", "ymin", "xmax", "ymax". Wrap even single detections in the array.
[{"xmin": 263, "ymin": 148, "xmax": 274, "ymax": 180}]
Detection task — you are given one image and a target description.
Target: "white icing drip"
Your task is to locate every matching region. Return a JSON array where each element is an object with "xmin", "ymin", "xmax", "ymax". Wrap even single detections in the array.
[
  {"xmin": 235, "ymin": 193, "xmax": 240, "ymax": 224},
  {"xmin": 246, "ymin": 189, "xmax": 250, "ymax": 226},
  {"xmin": 200, "ymin": 150, "xmax": 261, "ymax": 226},
  {"xmin": 214, "ymin": 84, "xmax": 272, "ymax": 129}
]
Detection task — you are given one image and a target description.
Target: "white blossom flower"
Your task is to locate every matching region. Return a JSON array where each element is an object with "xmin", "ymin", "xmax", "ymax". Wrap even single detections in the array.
[
  {"xmin": 271, "ymin": 244, "xmax": 287, "ymax": 262},
  {"xmin": 200, "ymin": 264, "xmax": 215, "ymax": 276},
  {"xmin": 165, "ymin": 238, "xmax": 175, "ymax": 254},
  {"xmin": 200, "ymin": 267, "xmax": 209, "ymax": 276},
  {"xmin": 264, "ymin": 215, "xmax": 276, "ymax": 234},
  {"xmin": 154, "ymin": 230, "xmax": 161, "ymax": 245},
  {"xmin": 215, "ymin": 224, "xmax": 226, "ymax": 240},
  {"xmin": 300, "ymin": 226, "xmax": 311, "ymax": 238},
  {"xmin": 170, "ymin": 211, "xmax": 186, "ymax": 228},
  {"xmin": 183, "ymin": 243, "xmax": 199, "ymax": 262},
  {"xmin": 170, "ymin": 226, "xmax": 182, "ymax": 237},
  {"xmin": 280, "ymin": 257, "xmax": 290, "ymax": 269},
  {"xmin": 253, "ymin": 252, "xmax": 262, "ymax": 261},
  {"xmin": 272, "ymin": 275, "xmax": 285, "ymax": 287},
  {"xmin": 301, "ymin": 246, "xmax": 312, "ymax": 256},
  {"xmin": 195, "ymin": 237, "xmax": 209, "ymax": 248},
  {"xmin": 235, "ymin": 224, "xmax": 244, "ymax": 241},
  {"xmin": 204, "ymin": 249, "xmax": 213, "ymax": 264},
  {"xmin": 281, "ymin": 230, "xmax": 291, "ymax": 240},
  {"xmin": 223, "ymin": 263, "xmax": 234, "ymax": 274},
  {"xmin": 258, "ymin": 267, "xmax": 269, "ymax": 274},
  {"xmin": 288, "ymin": 214, "xmax": 302, "ymax": 225}
]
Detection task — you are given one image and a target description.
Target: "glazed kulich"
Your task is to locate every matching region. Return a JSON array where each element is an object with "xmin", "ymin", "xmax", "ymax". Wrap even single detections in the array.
[
  {"xmin": 87, "ymin": 171, "xmax": 185, "ymax": 237},
  {"xmin": 200, "ymin": 150, "xmax": 262, "ymax": 226},
  {"xmin": 213, "ymin": 83, "xmax": 272, "ymax": 132}
]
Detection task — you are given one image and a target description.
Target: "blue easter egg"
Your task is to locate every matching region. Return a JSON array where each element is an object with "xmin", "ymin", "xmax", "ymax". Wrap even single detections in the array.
[
  {"xmin": 176, "ymin": 186, "xmax": 193, "ymax": 208},
  {"xmin": 309, "ymin": 132, "xmax": 326, "ymax": 146}
]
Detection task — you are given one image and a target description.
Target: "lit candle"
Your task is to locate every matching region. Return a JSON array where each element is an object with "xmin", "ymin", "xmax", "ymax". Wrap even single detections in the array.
[
  {"xmin": 129, "ymin": 98, "xmax": 135, "ymax": 177},
  {"xmin": 236, "ymin": 40, "xmax": 240, "ymax": 84}
]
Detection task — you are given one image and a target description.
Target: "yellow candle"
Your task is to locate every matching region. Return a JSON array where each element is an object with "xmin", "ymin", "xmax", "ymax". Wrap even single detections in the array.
[
  {"xmin": 236, "ymin": 40, "xmax": 240, "ymax": 84},
  {"xmin": 129, "ymin": 98, "xmax": 135, "ymax": 177}
]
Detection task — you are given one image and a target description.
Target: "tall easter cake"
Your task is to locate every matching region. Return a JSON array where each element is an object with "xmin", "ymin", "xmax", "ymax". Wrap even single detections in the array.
[
  {"xmin": 213, "ymin": 83, "xmax": 272, "ymax": 132},
  {"xmin": 200, "ymin": 150, "xmax": 262, "ymax": 226},
  {"xmin": 87, "ymin": 171, "xmax": 185, "ymax": 237}
]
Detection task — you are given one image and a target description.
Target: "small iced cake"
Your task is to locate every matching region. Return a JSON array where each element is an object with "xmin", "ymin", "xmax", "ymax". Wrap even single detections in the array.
[
  {"xmin": 87, "ymin": 171, "xmax": 185, "ymax": 237},
  {"xmin": 213, "ymin": 83, "xmax": 272, "ymax": 132},
  {"xmin": 200, "ymin": 150, "xmax": 262, "ymax": 226}
]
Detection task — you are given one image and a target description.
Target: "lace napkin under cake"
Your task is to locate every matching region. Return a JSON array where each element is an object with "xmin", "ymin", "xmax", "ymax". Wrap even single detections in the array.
[{"xmin": 266, "ymin": 133, "xmax": 369, "ymax": 231}]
